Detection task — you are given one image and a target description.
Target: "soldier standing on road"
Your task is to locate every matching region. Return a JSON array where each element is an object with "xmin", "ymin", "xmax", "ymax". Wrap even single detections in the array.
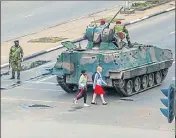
[
  {"xmin": 9, "ymin": 40, "xmax": 24, "ymax": 82},
  {"xmin": 113, "ymin": 20, "xmax": 132, "ymax": 47}
]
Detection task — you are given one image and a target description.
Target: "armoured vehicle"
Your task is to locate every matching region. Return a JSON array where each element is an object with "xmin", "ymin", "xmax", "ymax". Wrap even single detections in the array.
[{"xmin": 52, "ymin": 7, "xmax": 174, "ymax": 97}]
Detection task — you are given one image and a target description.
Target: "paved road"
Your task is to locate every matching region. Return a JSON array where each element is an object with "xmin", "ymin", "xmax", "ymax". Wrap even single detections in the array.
[
  {"xmin": 1, "ymin": 11, "xmax": 175, "ymax": 138},
  {"xmin": 1, "ymin": 1, "xmax": 124, "ymax": 42}
]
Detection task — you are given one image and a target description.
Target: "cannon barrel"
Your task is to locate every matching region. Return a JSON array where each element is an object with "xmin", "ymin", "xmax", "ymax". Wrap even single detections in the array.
[{"xmin": 107, "ymin": 7, "xmax": 123, "ymax": 27}]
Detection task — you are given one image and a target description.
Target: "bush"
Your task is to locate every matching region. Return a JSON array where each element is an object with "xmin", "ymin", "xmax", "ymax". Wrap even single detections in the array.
[{"xmin": 132, "ymin": 1, "xmax": 159, "ymax": 7}]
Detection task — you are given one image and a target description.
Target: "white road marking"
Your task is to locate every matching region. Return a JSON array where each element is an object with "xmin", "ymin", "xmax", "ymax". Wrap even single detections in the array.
[
  {"xmin": 173, "ymin": 61, "xmax": 175, "ymax": 64},
  {"xmin": 172, "ymin": 77, "xmax": 175, "ymax": 81},
  {"xmin": 24, "ymin": 12, "xmax": 34, "ymax": 18},
  {"xmin": 36, "ymin": 75, "xmax": 55, "ymax": 83},
  {"xmin": 14, "ymin": 86, "xmax": 62, "ymax": 92},
  {"xmin": 24, "ymin": 14, "xmax": 32, "ymax": 18},
  {"xmin": 166, "ymin": 7, "xmax": 175, "ymax": 11},
  {"xmin": 1, "ymin": 97, "xmax": 70, "ymax": 104},
  {"xmin": 170, "ymin": 31, "xmax": 175, "ymax": 35},
  {"xmin": 130, "ymin": 18, "xmax": 141, "ymax": 24},
  {"xmin": 1, "ymin": 63, "xmax": 9, "ymax": 68},
  {"xmin": 27, "ymin": 81, "xmax": 58, "ymax": 85},
  {"xmin": 2, "ymin": 79, "xmax": 57, "ymax": 85},
  {"xmin": 46, "ymin": 45, "xmax": 62, "ymax": 52},
  {"xmin": 140, "ymin": 16, "xmax": 149, "ymax": 20}
]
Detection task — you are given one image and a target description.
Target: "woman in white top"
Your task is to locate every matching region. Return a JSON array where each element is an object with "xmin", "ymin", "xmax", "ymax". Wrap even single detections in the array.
[{"xmin": 91, "ymin": 66, "xmax": 108, "ymax": 105}]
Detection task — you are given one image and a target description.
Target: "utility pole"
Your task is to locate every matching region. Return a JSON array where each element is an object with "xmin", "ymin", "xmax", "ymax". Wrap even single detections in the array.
[
  {"xmin": 124, "ymin": 1, "xmax": 129, "ymax": 10},
  {"xmin": 121, "ymin": 1, "xmax": 135, "ymax": 14},
  {"xmin": 174, "ymin": 78, "xmax": 176, "ymax": 138},
  {"xmin": 124, "ymin": 1, "xmax": 132, "ymax": 11},
  {"xmin": 172, "ymin": 77, "xmax": 176, "ymax": 138}
]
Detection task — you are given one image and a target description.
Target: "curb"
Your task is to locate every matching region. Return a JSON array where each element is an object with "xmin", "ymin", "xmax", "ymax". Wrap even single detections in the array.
[
  {"xmin": 124, "ymin": 7, "xmax": 175, "ymax": 26},
  {"xmin": 1, "ymin": 6, "xmax": 175, "ymax": 69}
]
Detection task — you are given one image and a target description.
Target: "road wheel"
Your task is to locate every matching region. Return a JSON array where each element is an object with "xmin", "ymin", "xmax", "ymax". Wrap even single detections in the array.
[
  {"xmin": 117, "ymin": 79, "xmax": 125, "ymax": 88},
  {"xmin": 134, "ymin": 77, "xmax": 141, "ymax": 92},
  {"xmin": 148, "ymin": 73, "xmax": 154, "ymax": 87},
  {"xmin": 161, "ymin": 68, "xmax": 168, "ymax": 81},
  {"xmin": 141, "ymin": 75, "xmax": 148, "ymax": 89},
  {"xmin": 125, "ymin": 79, "xmax": 133, "ymax": 95},
  {"xmin": 56, "ymin": 76, "xmax": 75, "ymax": 93},
  {"xmin": 155, "ymin": 71, "xmax": 162, "ymax": 84}
]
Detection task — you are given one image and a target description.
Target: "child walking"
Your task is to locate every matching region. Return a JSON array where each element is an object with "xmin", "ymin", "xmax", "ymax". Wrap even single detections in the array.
[{"xmin": 73, "ymin": 70, "xmax": 90, "ymax": 107}]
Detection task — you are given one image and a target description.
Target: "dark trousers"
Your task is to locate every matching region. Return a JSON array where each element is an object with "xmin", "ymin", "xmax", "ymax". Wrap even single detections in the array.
[{"xmin": 75, "ymin": 88, "xmax": 87, "ymax": 103}]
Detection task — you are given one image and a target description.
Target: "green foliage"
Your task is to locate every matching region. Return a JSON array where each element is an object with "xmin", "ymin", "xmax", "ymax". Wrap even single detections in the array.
[{"xmin": 132, "ymin": 1, "xmax": 159, "ymax": 7}]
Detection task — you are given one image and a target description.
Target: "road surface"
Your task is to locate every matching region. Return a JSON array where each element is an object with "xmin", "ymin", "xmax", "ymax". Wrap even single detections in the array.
[
  {"xmin": 1, "ymin": 10, "xmax": 175, "ymax": 138},
  {"xmin": 1, "ymin": 1, "xmax": 124, "ymax": 42}
]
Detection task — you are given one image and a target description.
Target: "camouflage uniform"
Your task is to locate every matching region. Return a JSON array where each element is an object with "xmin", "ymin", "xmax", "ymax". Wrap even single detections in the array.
[
  {"xmin": 113, "ymin": 25, "xmax": 130, "ymax": 42},
  {"xmin": 9, "ymin": 40, "xmax": 24, "ymax": 80},
  {"xmin": 114, "ymin": 20, "xmax": 132, "ymax": 47}
]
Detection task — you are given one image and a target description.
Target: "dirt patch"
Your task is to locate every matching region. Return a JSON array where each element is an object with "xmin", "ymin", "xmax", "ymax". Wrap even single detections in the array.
[{"xmin": 28, "ymin": 37, "xmax": 67, "ymax": 43}]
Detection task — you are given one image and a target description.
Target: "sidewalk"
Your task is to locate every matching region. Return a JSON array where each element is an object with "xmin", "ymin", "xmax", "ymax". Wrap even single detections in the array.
[
  {"xmin": 2, "ymin": 120, "xmax": 174, "ymax": 138},
  {"xmin": 1, "ymin": 1, "xmax": 175, "ymax": 65}
]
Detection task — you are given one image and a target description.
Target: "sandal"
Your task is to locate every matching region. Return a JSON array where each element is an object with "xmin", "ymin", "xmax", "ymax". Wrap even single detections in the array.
[
  {"xmin": 91, "ymin": 102, "xmax": 97, "ymax": 105},
  {"xmin": 102, "ymin": 102, "xmax": 108, "ymax": 105}
]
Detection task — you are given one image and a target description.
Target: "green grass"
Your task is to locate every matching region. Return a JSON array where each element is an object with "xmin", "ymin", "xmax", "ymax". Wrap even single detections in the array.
[
  {"xmin": 132, "ymin": 1, "xmax": 159, "ymax": 7},
  {"xmin": 28, "ymin": 37, "xmax": 67, "ymax": 43},
  {"xmin": 91, "ymin": 17, "xmax": 124, "ymax": 24}
]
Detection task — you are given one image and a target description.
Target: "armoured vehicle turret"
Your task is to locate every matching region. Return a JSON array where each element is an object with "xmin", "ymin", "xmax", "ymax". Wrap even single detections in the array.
[{"xmin": 52, "ymin": 7, "xmax": 174, "ymax": 97}]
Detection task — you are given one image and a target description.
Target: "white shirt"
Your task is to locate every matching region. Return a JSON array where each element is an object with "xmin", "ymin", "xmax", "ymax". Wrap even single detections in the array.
[{"xmin": 93, "ymin": 72, "xmax": 107, "ymax": 89}]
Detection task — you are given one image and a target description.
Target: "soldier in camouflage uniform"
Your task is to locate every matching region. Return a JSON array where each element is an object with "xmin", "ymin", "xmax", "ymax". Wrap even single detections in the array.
[
  {"xmin": 9, "ymin": 40, "xmax": 24, "ymax": 81},
  {"xmin": 113, "ymin": 20, "xmax": 132, "ymax": 48}
]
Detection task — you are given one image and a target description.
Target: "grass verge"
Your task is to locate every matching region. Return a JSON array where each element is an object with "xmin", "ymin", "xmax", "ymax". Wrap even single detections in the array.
[
  {"xmin": 132, "ymin": 1, "xmax": 160, "ymax": 8},
  {"xmin": 28, "ymin": 37, "xmax": 67, "ymax": 43}
]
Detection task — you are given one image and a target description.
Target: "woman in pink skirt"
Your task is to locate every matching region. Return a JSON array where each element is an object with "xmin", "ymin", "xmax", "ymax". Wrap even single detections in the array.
[{"xmin": 91, "ymin": 66, "xmax": 108, "ymax": 105}]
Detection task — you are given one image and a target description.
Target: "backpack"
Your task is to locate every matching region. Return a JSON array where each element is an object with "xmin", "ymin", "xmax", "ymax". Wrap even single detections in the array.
[{"xmin": 92, "ymin": 72, "xmax": 100, "ymax": 82}]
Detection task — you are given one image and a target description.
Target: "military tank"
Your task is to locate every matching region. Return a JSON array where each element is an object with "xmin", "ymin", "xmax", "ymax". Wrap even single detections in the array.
[{"xmin": 52, "ymin": 7, "xmax": 174, "ymax": 97}]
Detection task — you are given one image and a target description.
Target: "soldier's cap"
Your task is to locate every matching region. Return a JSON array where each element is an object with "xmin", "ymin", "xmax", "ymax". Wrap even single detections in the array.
[
  {"xmin": 100, "ymin": 20, "xmax": 105, "ymax": 24},
  {"xmin": 81, "ymin": 70, "xmax": 86, "ymax": 74},
  {"xmin": 116, "ymin": 20, "xmax": 121, "ymax": 24},
  {"xmin": 14, "ymin": 40, "xmax": 19, "ymax": 43}
]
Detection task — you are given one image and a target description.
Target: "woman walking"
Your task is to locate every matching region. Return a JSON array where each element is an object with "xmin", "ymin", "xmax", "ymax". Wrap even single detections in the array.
[
  {"xmin": 73, "ymin": 70, "xmax": 89, "ymax": 107},
  {"xmin": 91, "ymin": 66, "xmax": 108, "ymax": 105}
]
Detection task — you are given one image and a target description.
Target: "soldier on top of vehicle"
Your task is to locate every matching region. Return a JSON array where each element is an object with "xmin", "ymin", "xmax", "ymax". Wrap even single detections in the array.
[
  {"xmin": 100, "ymin": 19, "xmax": 106, "ymax": 26},
  {"xmin": 113, "ymin": 20, "xmax": 132, "ymax": 47}
]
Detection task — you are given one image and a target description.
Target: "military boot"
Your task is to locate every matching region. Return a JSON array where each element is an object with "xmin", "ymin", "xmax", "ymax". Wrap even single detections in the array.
[
  {"xmin": 17, "ymin": 71, "xmax": 21, "ymax": 83},
  {"xmin": 128, "ymin": 41, "xmax": 133, "ymax": 48},
  {"xmin": 10, "ymin": 71, "xmax": 15, "ymax": 79}
]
